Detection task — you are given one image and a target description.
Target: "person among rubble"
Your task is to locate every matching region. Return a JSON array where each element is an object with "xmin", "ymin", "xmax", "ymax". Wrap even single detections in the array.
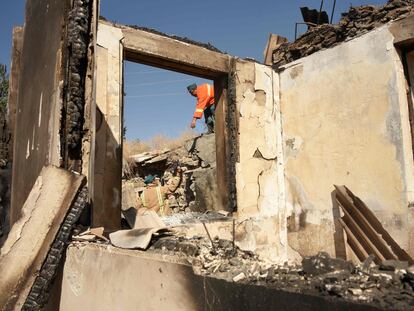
[
  {"xmin": 187, "ymin": 83, "xmax": 215, "ymax": 133},
  {"xmin": 135, "ymin": 168, "xmax": 182, "ymax": 216}
]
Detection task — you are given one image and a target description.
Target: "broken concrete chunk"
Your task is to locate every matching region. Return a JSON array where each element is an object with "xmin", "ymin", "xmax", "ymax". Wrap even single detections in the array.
[
  {"xmin": 233, "ymin": 272, "xmax": 246, "ymax": 282},
  {"xmin": 72, "ymin": 227, "xmax": 109, "ymax": 242},
  {"xmin": 0, "ymin": 165, "xmax": 85, "ymax": 310},
  {"xmin": 302, "ymin": 252, "xmax": 354, "ymax": 276},
  {"xmin": 379, "ymin": 259, "xmax": 409, "ymax": 271}
]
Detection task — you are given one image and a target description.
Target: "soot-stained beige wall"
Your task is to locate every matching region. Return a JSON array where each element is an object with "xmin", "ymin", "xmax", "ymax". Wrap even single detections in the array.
[
  {"xmin": 280, "ymin": 25, "xmax": 414, "ymax": 257},
  {"xmin": 10, "ymin": 0, "xmax": 69, "ymax": 225}
]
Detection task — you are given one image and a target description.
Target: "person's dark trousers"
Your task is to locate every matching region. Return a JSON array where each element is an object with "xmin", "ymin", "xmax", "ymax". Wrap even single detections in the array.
[{"xmin": 204, "ymin": 104, "xmax": 215, "ymax": 133}]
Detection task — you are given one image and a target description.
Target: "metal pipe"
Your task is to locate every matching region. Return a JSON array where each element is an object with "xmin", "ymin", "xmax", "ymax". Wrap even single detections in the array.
[
  {"xmin": 330, "ymin": 0, "xmax": 337, "ymax": 24},
  {"xmin": 232, "ymin": 219, "xmax": 236, "ymax": 250},
  {"xmin": 317, "ymin": 0, "xmax": 324, "ymax": 25},
  {"xmin": 295, "ymin": 22, "xmax": 317, "ymax": 40},
  {"xmin": 295, "ymin": 23, "xmax": 298, "ymax": 40}
]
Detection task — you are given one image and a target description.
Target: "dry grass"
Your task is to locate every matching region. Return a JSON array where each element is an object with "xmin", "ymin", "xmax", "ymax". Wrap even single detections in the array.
[{"xmin": 122, "ymin": 130, "xmax": 197, "ymax": 178}]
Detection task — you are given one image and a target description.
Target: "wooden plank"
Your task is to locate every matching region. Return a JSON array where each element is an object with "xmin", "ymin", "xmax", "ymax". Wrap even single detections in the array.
[
  {"xmin": 124, "ymin": 50, "xmax": 223, "ymax": 80},
  {"xmin": 107, "ymin": 20, "xmax": 230, "ymax": 78},
  {"xmin": 0, "ymin": 166, "xmax": 85, "ymax": 309},
  {"xmin": 338, "ymin": 218, "xmax": 370, "ymax": 263},
  {"xmin": 335, "ymin": 185, "xmax": 397, "ymax": 260},
  {"xmin": 263, "ymin": 34, "xmax": 288, "ymax": 65},
  {"xmin": 389, "ymin": 13, "xmax": 414, "ymax": 48},
  {"xmin": 214, "ymin": 76, "xmax": 230, "ymax": 211},
  {"xmin": 340, "ymin": 207, "xmax": 386, "ymax": 262},
  {"xmin": 344, "ymin": 186, "xmax": 414, "ymax": 264}
]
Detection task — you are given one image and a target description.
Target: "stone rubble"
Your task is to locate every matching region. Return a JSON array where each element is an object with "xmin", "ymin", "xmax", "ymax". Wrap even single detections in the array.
[
  {"xmin": 273, "ymin": 0, "xmax": 414, "ymax": 68},
  {"xmin": 149, "ymin": 235, "xmax": 414, "ymax": 310},
  {"xmin": 122, "ymin": 133, "xmax": 218, "ymax": 214}
]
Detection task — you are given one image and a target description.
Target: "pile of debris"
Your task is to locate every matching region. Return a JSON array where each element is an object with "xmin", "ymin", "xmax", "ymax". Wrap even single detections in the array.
[
  {"xmin": 273, "ymin": 0, "xmax": 414, "ymax": 68},
  {"xmin": 149, "ymin": 235, "xmax": 414, "ymax": 310},
  {"xmin": 122, "ymin": 133, "xmax": 218, "ymax": 214}
]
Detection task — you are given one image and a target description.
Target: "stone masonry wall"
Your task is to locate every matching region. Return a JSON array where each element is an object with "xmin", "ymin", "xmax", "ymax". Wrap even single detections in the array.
[{"xmin": 273, "ymin": 0, "xmax": 414, "ymax": 68}]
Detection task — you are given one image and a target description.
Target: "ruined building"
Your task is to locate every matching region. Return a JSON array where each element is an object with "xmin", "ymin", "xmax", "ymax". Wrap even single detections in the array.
[{"xmin": 2, "ymin": 0, "xmax": 414, "ymax": 310}]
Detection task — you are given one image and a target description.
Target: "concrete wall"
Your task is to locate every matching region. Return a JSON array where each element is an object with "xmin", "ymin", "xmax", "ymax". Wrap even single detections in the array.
[
  {"xmin": 59, "ymin": 243, "xmax": 380, "ymax": 311},
  {"xmin": 279, "ymin": 25, "xmax": 414, "ymax": 257},
  {"xmin": 10, "ymin": 0, "xmax": 70, "ymax": 224}
]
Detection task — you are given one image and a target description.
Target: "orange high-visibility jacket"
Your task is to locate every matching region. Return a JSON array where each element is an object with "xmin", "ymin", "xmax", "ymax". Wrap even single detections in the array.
[{"xmin": 193, "ymin": 83, "xmax": 215, "ymax": 119}]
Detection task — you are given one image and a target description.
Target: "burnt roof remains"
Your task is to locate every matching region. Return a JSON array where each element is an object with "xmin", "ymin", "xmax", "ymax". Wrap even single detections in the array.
[{"xmin": 273, "ymin": 0, "xmax": 414, "ymax": 69}]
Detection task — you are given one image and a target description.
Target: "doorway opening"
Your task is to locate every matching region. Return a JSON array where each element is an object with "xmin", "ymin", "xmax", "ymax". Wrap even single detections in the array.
[
  {"xmin": 92, "ymin": 20, "xmax": 233, "ymax": 229},
  {"xmin": 121, "ymin": 61, "xmax": 223, "ymax": 226}
]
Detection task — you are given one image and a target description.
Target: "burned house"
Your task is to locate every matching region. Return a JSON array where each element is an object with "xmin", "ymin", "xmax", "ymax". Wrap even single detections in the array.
[{"xmin": 2, "ymin": 0, "xmax": 414, "ymax": 310}]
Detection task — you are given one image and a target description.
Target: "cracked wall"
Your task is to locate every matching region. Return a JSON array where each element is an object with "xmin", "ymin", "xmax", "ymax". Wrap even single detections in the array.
[
  {"xmin": 279, "ymin": 24, "xmax": 414, "ymax": 257},
  {"xmin": 10, "ymin": 0, "xmax": 70, "ymax": 224},
  {"xmin": 233, "ymin": 59, "xmax": 296, "ymax": 263}
]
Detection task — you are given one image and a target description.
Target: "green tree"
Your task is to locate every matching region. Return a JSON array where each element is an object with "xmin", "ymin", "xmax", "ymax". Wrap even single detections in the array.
[{"xmin": 0, "ymin": 64, "xmax": 9, "ymax": 109}]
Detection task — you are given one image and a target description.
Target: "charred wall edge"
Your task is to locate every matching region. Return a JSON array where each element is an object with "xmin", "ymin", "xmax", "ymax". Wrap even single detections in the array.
[
  {"xmin": 22, "ymin": 187, "xmax": 88, "ymax": 310},
  {"xmin": 61, "ymin": 0, "xmax": 92, "ymax": 170},
  {"xmin": 226, "ymin": 58, "xmax": 239, "ymax": 212}
]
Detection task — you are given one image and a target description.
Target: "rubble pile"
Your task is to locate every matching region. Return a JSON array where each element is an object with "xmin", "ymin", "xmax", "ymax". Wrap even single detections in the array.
[
  {"xmin": 122, "ymin": 133, "xmax": 218, "ymax": 213},
  {"xmin": 151, "ymin": 235, "xmax": 414, "ymax": 310},
  {"xmin": 273, "ymin": 0, "xmax": 414, "ymax": 68}
]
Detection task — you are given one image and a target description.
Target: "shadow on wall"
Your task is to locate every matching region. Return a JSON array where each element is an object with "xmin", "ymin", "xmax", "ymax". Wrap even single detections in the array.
[
  {"xmin": 92, "ymin": 106, "xmax": 122, "ymax": 229},
  {"xmin": 331, "ymin": 190, "xmax": 347, "ymax": 260}
]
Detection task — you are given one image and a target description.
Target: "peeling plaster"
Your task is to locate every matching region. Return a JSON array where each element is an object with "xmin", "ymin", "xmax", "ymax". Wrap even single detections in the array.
[
  {"xmin": 234, "ymin": 59, "xmax": 296, "ymax": 262},
  {"xmin": 1, "ymin": 176, "xmax": 42, "ymax": 255}
]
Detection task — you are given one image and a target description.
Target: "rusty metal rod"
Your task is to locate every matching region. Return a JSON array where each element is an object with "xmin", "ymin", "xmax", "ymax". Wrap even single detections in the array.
[
  {"xmin": 317, "ymin": 0, "xmax": 325, "ymax": 25},
  {"xmin": 330, "ymin": 0, "xmax": 337, "ymax": 24},
  {"xmin": 232, "ymin": 219, "xmax": 236, "ymax": 250},
  {"xmin": 202, "ymin": 222, "xmax": 216, "ymax": 251}
]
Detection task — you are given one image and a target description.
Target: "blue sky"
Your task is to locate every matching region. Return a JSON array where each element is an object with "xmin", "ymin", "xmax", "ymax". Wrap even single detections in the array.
[{"xmin": 1, "ymin": 0, "xmax": 386, "ymax": 140}]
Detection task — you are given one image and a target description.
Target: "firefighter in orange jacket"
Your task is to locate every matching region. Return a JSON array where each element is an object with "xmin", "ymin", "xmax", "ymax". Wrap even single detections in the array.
[{"xmin": 187, "ymin": 83, "xmax": 215, "ymax": 133}]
